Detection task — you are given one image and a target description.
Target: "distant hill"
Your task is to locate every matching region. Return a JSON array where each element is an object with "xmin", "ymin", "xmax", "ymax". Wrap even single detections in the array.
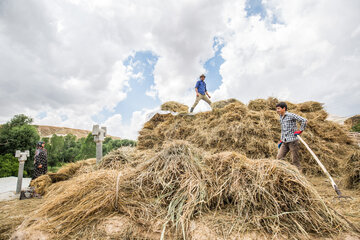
[
  {"xmin": 34, "ymin": 125, "xmax": 121, "ymax": 140},
  {"xmin": 326, "ymin": 114, "xmax": 348, "ymax": 125}
]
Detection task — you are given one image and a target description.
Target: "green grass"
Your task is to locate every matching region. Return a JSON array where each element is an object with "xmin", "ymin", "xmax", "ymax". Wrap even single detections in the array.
[
  {"xmin": 48, "ymin": 165, "xmax": 62, "ymax": 173},
  {"xmin": 351, "ymin": 122, "xmax": 360, "ymax": 133}
]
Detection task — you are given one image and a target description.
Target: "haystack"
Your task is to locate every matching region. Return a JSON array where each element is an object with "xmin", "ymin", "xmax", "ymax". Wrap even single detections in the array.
[
  {"xmin": 98, "ymin": 146, "xmax": 155, "ymax": 170},
  {"xmin": 248, "ymin": 97, "xmax": 278, "ymax": 111},
  {"xmin": 15, "ymin": 141, "xmax": 352, "ymax": 239},
  {"xmin": 99, "ymin": 146, "xmax": 137, "ymax": 169},
  {"xmin": 345, "ymin": 150, "xmax": 360, "ymax": 189},
  {"xmin": 31, "ymin": 147, "xmax": 147, "ymax": 195},
  {"xmin": 345, "ymin": 114, "xmax": 360, "ymax": 128},
  {"xmin": 211, "ymin": 98, "xmax": 240, "ymax": 109},
  {"xmin": 138, "ymin": 98, "xmax": 358, "ymax": 175},
  {"xmin": 297, "ymin": 101, "xmax": 324, "ymax": 112},
  {"xmin": 161, "ymin": 101, "xmax": 189, "ymax": 113},
  {"xmin": 30, "ymin": 158, "xmax": 96, "ymax": 195}
]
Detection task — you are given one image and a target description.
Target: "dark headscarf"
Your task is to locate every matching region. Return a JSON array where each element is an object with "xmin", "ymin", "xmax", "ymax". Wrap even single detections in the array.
[{"xmin": 37, "ymin": 141, "xmax": 44, "ymax": 149}]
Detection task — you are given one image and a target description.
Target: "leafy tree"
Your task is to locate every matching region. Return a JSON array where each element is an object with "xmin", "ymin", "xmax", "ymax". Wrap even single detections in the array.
[
  {"xmin": 46, "ymin": 134, "xmax": 65, "ymax": 167},
  {"xmin": 63, "ymin": 134, "xmax": 81, "ymax": 163},
  {"xmin": 0, "ymin": 114, "xmax": 39, "ymax": 177},
  {"xmin": 0, "ymin": 114, "xmax": 39, "ymax": 154},
  {"xmin": 103, "ymin": 137, "xmax": 137, "ymax": 155},
  {"xmin": 75, "ymin": 133, "xmax": 96, "ymax": 160},
  {"xmin": 0, "ymin": 154, "xmax": 21, "ymax": 177},
  {"xmin": 0, "ymin": 114, "xmax": 138, "ymax": 177}
]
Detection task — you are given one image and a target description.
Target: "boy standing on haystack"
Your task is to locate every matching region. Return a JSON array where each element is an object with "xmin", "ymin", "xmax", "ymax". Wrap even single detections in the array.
[
  {"xmin": 190, "ymin": 74, "xmax": 212, "ymax": 113},
  {"xmin": 276, "ymin": 102, "xmax": 307, "ymax": 171}
]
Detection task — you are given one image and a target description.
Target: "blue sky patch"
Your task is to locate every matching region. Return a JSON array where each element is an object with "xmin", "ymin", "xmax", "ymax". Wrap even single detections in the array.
[
  {"xmin": 60, "ymin": 115, "xmax": 68, "ymax": 121},
  {"xmin": 114, "ymin": 51, "xmax": 160, "ymax": 124},
  {"xmin": 245, "ymin": 0, "xmax": 266, "ymax": 19},
  {"xmin": 93, "ymin": 39, "xmax": 225, "ymax": 126},
  {"xmin": 37, "ymin": 111, "xmax": 47, "ymax": 120},
  {"xmin": 203, "ymin": 37, "xmax": 224, "ymax": 92}
]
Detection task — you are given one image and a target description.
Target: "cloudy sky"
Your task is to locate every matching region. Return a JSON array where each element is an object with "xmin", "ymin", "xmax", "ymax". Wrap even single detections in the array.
[{"xmin": 0, "ymin": 0, "xmax": 359, "ymax": 139}]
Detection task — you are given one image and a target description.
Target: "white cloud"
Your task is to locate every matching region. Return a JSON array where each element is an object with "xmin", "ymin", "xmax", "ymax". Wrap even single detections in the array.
[
  {"xmin": 216, "ymin": 0, "xmax": 360, "ymax": 116},
  {"xmin": 0, "ymin": 0, "xmax": 359, "ymax": 141},
  {"xmin": 103, "ymin": 114, "xmax": 123, "ymax": 137},
  {"xmin": 145, "ymin": 85, "xmax": 157, "ymax": 99},
  {"xmin": 104, "ymin": 107, "xmax": 159, "ymax": 140},
  {"xmin": 149, "ymin": 0, "xmax": 227, "ymax": 102},
  {"xmin": 0, "ymin": 0, "xmax": 227, "ymax": 129}
]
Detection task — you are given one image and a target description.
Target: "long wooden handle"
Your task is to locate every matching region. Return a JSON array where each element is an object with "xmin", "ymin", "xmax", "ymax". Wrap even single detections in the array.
[{"xmin": 297, "ymin": 135, "xmax": 342, "ymax": 196}]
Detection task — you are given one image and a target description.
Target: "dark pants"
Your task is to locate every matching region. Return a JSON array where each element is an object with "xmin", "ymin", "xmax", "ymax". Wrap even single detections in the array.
[{"xmin": 277, "ymin": 140, "xmax": 301, "ymax": 170}]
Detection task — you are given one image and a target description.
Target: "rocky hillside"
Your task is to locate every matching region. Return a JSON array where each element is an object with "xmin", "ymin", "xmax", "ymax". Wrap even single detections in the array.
[{"xmin": 34, "ymin": 125, "xmax": 120, "ymax": 139}]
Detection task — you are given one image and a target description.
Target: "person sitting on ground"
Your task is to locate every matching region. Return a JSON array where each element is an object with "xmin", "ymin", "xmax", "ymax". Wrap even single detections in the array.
[
  {"xmin": 190, "ymin": 74, "xmax": 212, "ymax": 113},
  {"xmin": 276, "ymin": 102, "xmax": 307, "ymax": 171},
  {"xmin": 32, "ymin": 141, "xmax": 48, "ymax": 180}
]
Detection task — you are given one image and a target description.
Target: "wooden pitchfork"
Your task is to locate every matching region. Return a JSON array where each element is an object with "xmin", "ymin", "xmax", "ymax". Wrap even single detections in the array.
[{"xmin": 297, "ymin": 135, "xmax": 351, "ymax": 199}]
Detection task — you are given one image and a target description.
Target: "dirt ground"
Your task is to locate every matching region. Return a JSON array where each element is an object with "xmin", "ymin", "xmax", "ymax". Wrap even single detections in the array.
[
  {"xmin": 308, "ymin": 176, "xmax": 360, "ymax": 231},
  {"xmin": 0, "ymin": 176, "xmax": 359, "ymax": 240},
  {"xmin": 0, "ymin": 198, "xmax": 42, "ymax": 240}
]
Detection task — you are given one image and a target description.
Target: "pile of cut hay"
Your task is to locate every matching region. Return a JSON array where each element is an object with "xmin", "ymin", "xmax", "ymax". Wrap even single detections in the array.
[
  {"xmin": 161, "ymin": 101, "xmax": 189, "ymax": 113},
  {"xmin": 30, "ymin": 158, "xmax": 96, "ymax": 195},
  {"xmin": 15, "ymin": 141, "xmax": 352, "ymax": 239},
  {"xmin": 98, "ymin": 146, "xmax": 138, "ymax": 170},
  {"xmin": 345, "ymin": 150, "xmax": 360, "ymax": 190},
  {"xmin": 14, "ymin": 98, "xmax": 360, "ymax": 239},
  {"xmin": 0, "ymin": 198, "xmax": 43, "ymax": 240},
  {"xmin": 138, "ymin": 98, "xmax": 358, "ymax": 175},
  {"xmin": 211, "ymin": 98, "xmax": 240, "ymax": 109},
  {"xmin": 345, "ymin": 114, "xmax": 360, "ymax": 129}
]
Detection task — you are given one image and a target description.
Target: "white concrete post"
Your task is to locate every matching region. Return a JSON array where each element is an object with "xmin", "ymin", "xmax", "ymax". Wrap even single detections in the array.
[
  {"xmin": 15, "ymin": 150, "xmax": 30, "ymax": 194},
  {"xmin": 92, "ymin": 125, "xmax": 107, "ymax": 165}
]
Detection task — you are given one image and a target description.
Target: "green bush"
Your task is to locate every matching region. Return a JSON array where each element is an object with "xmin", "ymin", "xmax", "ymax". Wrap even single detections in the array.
[
  {"xmin": 0, "ymin": 114, "xmax": 39, "ymax": 177},
  {"xmin": 351, "ymin": 122, "xmax": 360, "ymax": 133},
  {"xmin": 0, "ymin": 154, "xmax": 24, "ymax": 177}
]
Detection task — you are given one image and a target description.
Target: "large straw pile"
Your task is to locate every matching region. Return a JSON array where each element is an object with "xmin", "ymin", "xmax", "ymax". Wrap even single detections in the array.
[
  {"xmin": 345, "ymin": 150, "xmax": 360, "ymax": 190},
  {"xmin": 138, "ymin": 98, "xmax": 358, "ymax": 175},
  {"xmin": 345, "ymin": 114, "xmax": 360, "ymax": 129},
  {"xmin": 30, "ymin": 158, "xmax": 96, "ymax": 195},
  {"xmin": 161, "ymin": 101, "xmax": 189, "ymax": 113},
  {"xmin": 15, "ymin": 141, "xmax": 352, "ymax": 239}
]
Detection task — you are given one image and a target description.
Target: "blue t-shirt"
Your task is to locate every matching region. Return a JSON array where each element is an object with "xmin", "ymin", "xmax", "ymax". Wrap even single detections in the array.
[{"xmin": 195, "ymin": 80, "xmax": 207, "ymax": 95}]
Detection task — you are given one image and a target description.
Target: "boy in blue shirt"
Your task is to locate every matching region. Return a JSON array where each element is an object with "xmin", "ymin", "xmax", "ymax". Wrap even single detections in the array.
[{"xmin": 190, "ymin": 74, "xmax": 212, "ymax": 113}]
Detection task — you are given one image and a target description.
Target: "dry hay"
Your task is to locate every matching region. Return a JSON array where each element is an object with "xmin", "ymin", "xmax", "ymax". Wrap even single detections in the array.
[
  {"xmin": 30, "ymin": 158, "xmax": 96, "ymax": 195},
  {"xmin": 297, "ymin": 101, "xmax": 324, "ymax": 112},
  {"xmin": 0, "ymin": 199, "xmax": 43, "ymax": 240},
  {"xmin": 345, "ymin": 150, "xmax": 360, "ymax": 190},
  {"xmin": 161, "ymin": 101, "xmax": 189, "ymax": 113},
  {"xmin": 138, "ymin": 98, "xmax": 358, "ymax": 176},
  {"xmin": 99, "ymin": 146, "xmax": 137, "ymax": 170},
  {"xmin": 211, "ymin": 98, "xmax": 240, "ymax": 109},
  {"xmin": 248, "ymin": 97, "xmax": 278, "ymax": 111},
  {"xmin": 345, "ymin": 115, "xmax": 360, "ymax": 128},
  {"xmin": 15, "ymin": 141, "xmax": 352, "ymax": 239},
  {"xmin": 98, "ymin": 146, "xmax": 155, "ymax": 171}
]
